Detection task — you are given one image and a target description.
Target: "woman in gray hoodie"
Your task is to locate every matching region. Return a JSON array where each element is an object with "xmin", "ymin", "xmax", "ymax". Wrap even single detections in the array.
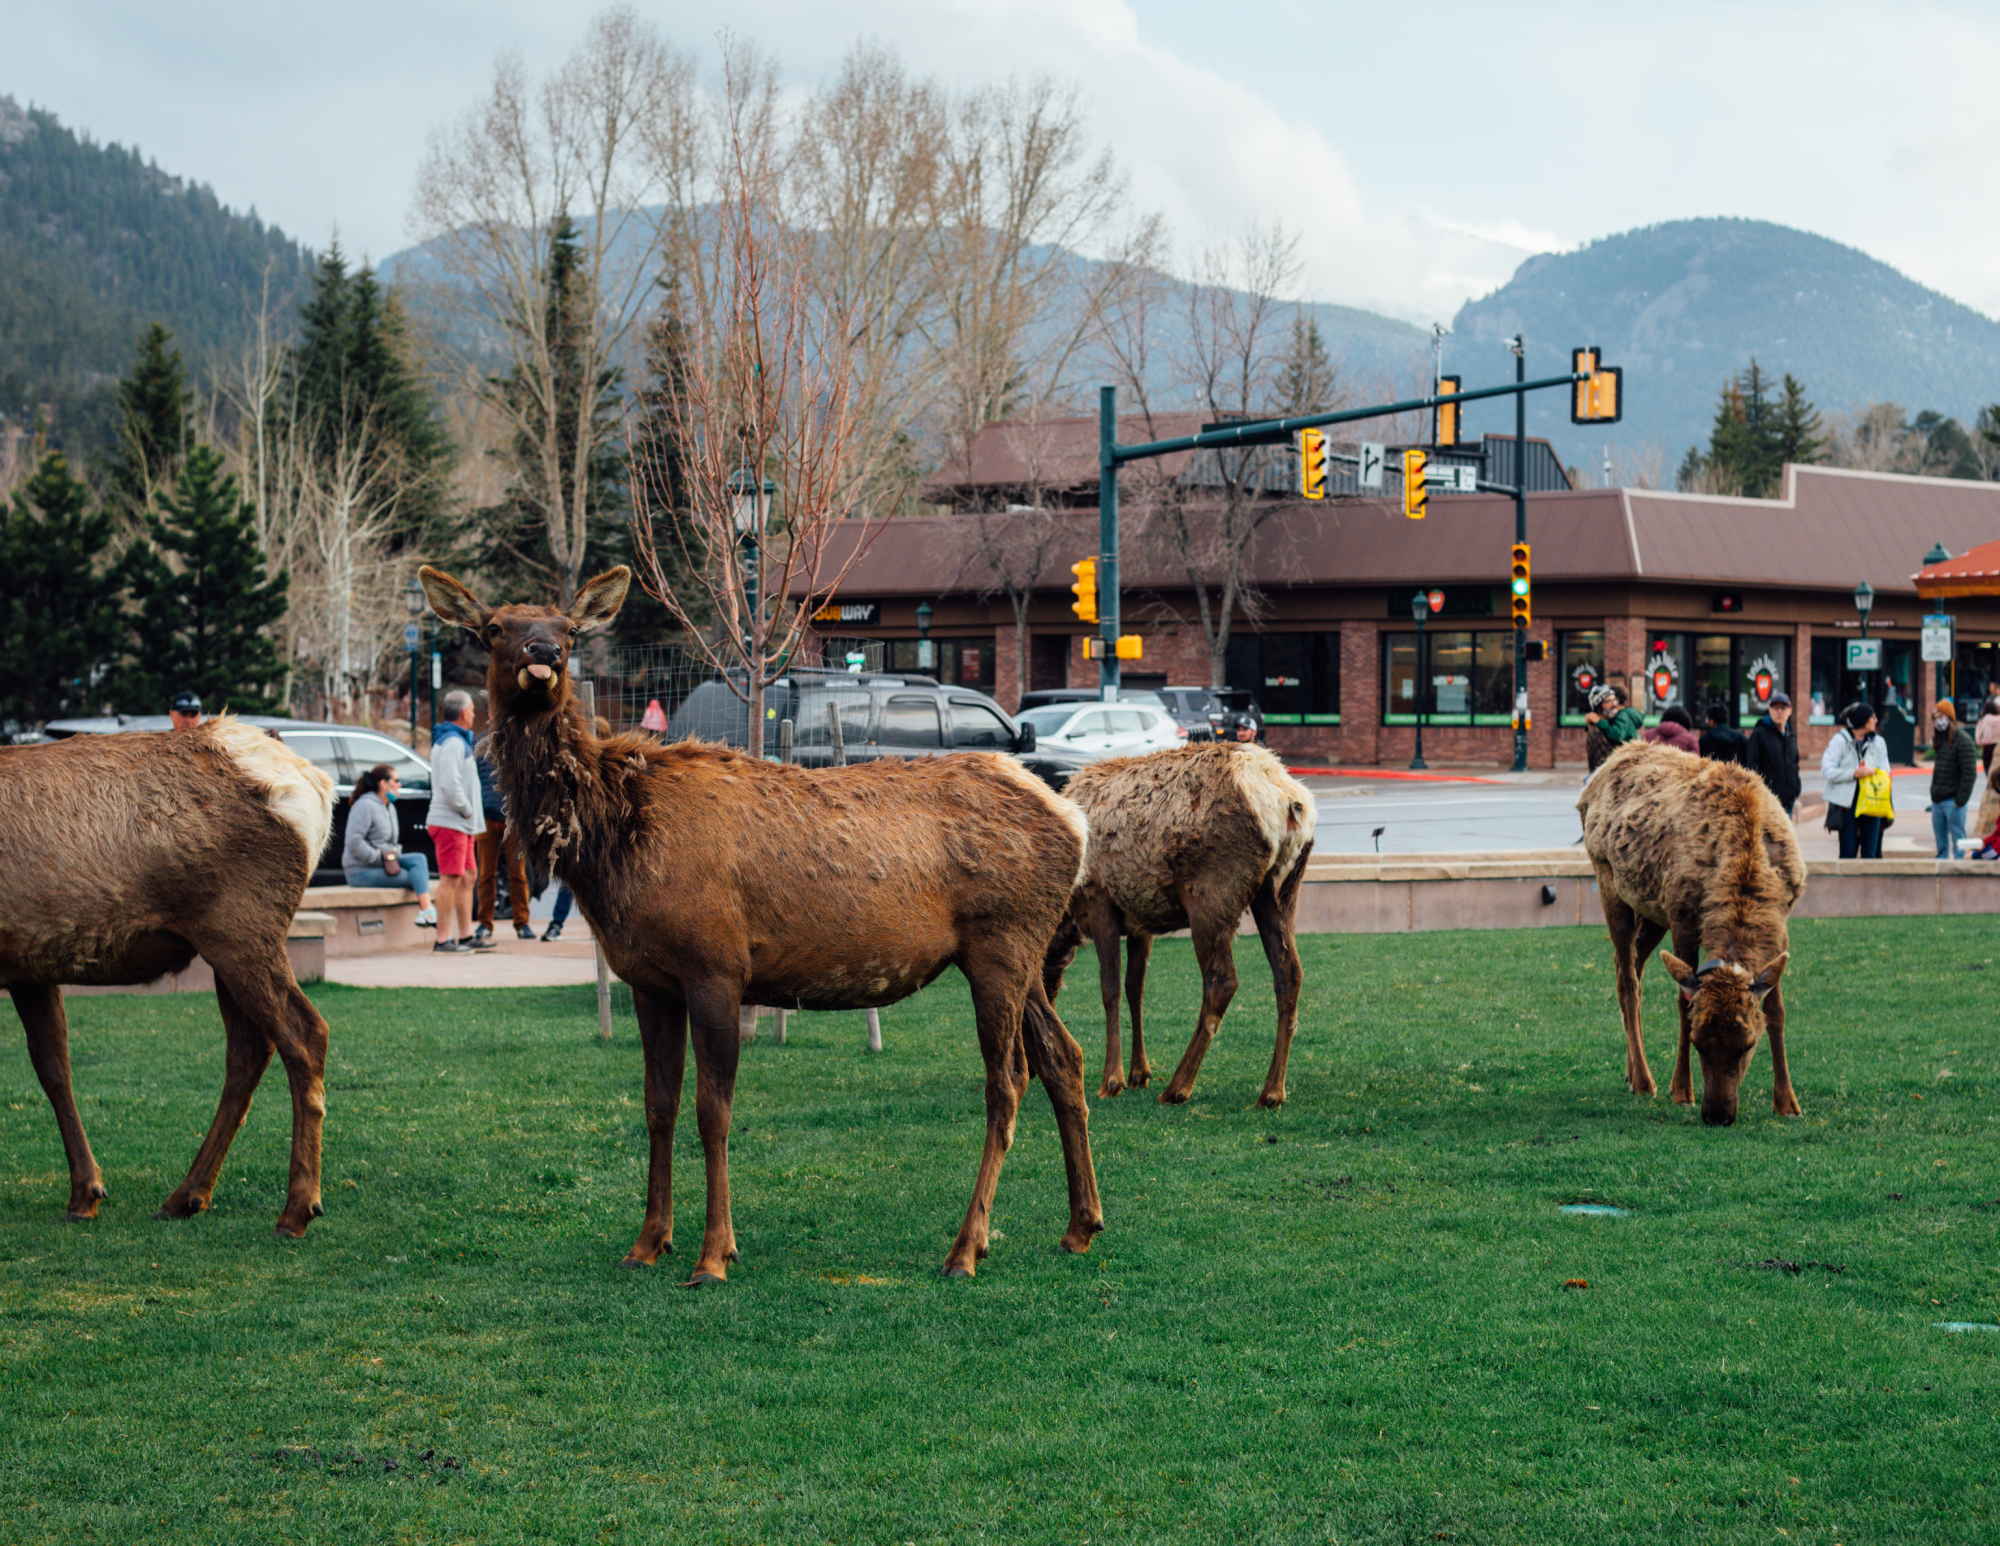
[{"xmin": 343, "ymin": 765, "xmax": 437, "ymax": 927}]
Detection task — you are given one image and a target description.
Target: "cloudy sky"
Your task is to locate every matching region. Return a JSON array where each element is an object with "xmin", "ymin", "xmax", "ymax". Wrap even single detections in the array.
[{"xmin": 8, "ymin": 0, "xmax": 1998, "ymax": 325}]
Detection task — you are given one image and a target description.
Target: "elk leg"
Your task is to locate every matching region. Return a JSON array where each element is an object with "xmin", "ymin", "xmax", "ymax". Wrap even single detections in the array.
[
  {"xmin": 1158, "ymin": 911, "xmax": 1240, "ymax": 1105},
  {"xmin": 683, "ymin": 983, "xmax": 742, "ymax": 1285},
  {"xmin": 1124, "ymin": 935, "xmax": 1153, "ymax": 1090},
  {"xmin": 1667, "ymin": 918, "xmax": 1701, "ymax": 1107},
  {"xmin": 202, "ymin": 953, "xmax": 328, "ymax": 1236},
  {"xmin": 1600, "ymin": 891, "xmax": 1660, "ymax": 1097},
  {"xmin": 157, "ymin": 973, "xmax": 275, "ymax": 1222},
  {"xmin": 1019, "ymin": 979, "xmax": 1104, "ymax": 1255},
  {"xmin": 1249, "ymin": 854, "xmax": 1309, "ymax": 1109},
  {"xmin": 12, "ymin": 985, "xmax": 107, "ymax": 1219},
  {"xmin": 622, "ymin": 987, "xmax": 688, "ymax": 1267},
  {"xmin": 1765, "ymin": 981, "xmax": 1802, "ymax": 1117},
  {"xmin": 1094, "ymin": 924, "xmax": 1125, "ymax": 1098},
  {"xmin": 944, "ymin": 953, "xmax": 1031, "ymax": 1278}
]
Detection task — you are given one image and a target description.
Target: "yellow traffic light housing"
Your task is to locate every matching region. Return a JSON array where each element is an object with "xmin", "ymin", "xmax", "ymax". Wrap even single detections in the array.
[
  {"xmin": 1570, "ymin": 346, "xmax": 1623, "ymax": 424},
  {"xmin": 1298, "ymin": 427, "xmax": 1328, "ymax": 500},
  {"xmin": 1435, "ymin": 376, "xmax": 1461, "ymax": 447},
  {"xmin": 1510, "ymin": 542, "xmax": 1531, "ymax": 630},
  {"xmin": 1070, "ymin": 557, "xmax": 1098, "ymax": 622},
  {"xmin": 1114, "ymin": 635, "xmax": 1142, "ymax": 661},
  {"xmin": 1402, "ymin": 448, "xmax": 1428, "ymax": 518}
]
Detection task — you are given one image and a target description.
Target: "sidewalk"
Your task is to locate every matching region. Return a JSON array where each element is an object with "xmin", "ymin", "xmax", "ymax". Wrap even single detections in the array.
[{"xmin": 325, "ymin": 919, "xmax": 606, "ymax": 988}]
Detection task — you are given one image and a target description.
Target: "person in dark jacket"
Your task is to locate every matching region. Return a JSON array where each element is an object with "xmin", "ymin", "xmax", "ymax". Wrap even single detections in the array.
[
  {"xmin": 1745, "ymin": 692, "xmax": 1801, "ymax": 815},
  {"xmin": 1699, "ymin": 703, "xmax": 1749, "ymax": 764},
  {"xmin": 1641, "ymin": 704, "xmax": 1701, "ymax": 755},
  {"xmin": 1929, "ymin": 699, "xmax": 1979, "ymax": 858},
  {"xmin": 473, "ymin": 751, "xmax": 536, "ymax": 940}
]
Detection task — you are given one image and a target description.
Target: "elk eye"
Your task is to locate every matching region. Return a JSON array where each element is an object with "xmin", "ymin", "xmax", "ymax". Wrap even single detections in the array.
[{"xmin": 486, "ymin": 624, "xmax": 500, "ymax": 638}]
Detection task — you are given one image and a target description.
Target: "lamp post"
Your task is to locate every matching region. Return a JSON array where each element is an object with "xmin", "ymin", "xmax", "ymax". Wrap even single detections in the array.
[
  {"xmin": 1853, "ymin": 580, "xmax": 1874, "ymax": 641},
  {"xmin": 915, "ymin": 601, "xmax": 934, "ymax": 673},
  {"xmin": 402, "ymin": 578, "xmax": 425, "ymax": 748},
  {"xmin": 1923, "ymin": 544, "xmax": 1952, "ymax": 706},
  {"xmin": 1410, "ymin": 589, "xmax": 1432, "ymax": 771}
]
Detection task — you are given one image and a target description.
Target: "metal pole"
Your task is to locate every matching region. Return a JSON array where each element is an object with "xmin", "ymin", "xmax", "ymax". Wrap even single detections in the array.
[
  {"xmin": 1512, "ymin": 345, "xmax": 1529, "ymax": 773},
  {"xmin": 408, "ymin": 642, "xmax": 418, "ymax": 749},
  {"xmin": 1098, "ymin": 385, "xmax": 1120, "ymax": 703},
  {"xmin": 1412, "ymin": 612, "xmax": 1428, "ymax": 771}
]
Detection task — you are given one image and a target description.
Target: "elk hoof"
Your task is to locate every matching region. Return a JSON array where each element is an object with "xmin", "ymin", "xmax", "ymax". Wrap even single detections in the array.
[
  {"xmin": 62, "ymin": 1208, "xmax": 98, "ymax": 1223},
  {"xmin": 309, "ymin": 1201, "xmax": 325, "ymax": 1219},
  {"xmin": 619, "ymin": 1255, "xmax": 654, "ymax": 1270},
  {"xmin": 1156, "ymin": 1088, "xmax": 1190, "ymax": 1106},
  {"xmin": 1257, "ymin": 1090, "xmax": 1286, "ymax": 1109},
  {"xmin": 1127, "ymin": 1069, "xmax": 1151, "ymax": 1089},
  {"xmin": 155, "ymin": 1196, "xmax": 205, "ymax": 1221},
  {"xmin": 942, "ymin": 1264, "xmax": 975, "ymax": 1280},
  {"xmin": 1097, "ymin": 1079, "xmax": 1123, "ymax": 1099},
  {"xmin": 680, "ymin": 1270, "xmax": 728, "ymax": 1288},
  {"xmin": 89, "ymin": 1182, "xmax": 108, "ymax": 1200},
  {"xmin": 271, "ymin": 1221, "xmax": 309, "ymax": 1240}
]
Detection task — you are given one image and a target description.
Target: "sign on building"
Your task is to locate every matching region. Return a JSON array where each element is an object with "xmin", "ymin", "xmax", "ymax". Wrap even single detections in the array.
[
  {"xmin": 1921, "ymin": 614, "xmax": 1954, "ymax": 663},
  {"xmin": 1846, "ymin": 638, "xmax": 1882, "ymax": 671}
]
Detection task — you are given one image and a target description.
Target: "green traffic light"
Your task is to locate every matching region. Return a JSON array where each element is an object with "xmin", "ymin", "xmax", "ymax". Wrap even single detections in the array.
[{"xmin": 1511, "ymin": 577, "xmax": 1530, "ymax": 596}]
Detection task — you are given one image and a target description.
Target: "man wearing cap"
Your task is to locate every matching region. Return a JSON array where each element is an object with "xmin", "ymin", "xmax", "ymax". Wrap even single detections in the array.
[
  {"xmin": 1582, "ymin": 684, "xmax": 1642, "ymax": 772},
  {"xmin": 168, "ymin": 691, "xmax": 202, "ymax": 730},
  {"xmin": 1745, "ymin": 691, "xmax": 1801, "ymax": 816}
]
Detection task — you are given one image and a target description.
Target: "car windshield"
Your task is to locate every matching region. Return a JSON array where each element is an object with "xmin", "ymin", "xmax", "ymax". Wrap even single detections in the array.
[{"xmin": 1016, "ymin": 706, "xmax": 1079, "ymax": 735}]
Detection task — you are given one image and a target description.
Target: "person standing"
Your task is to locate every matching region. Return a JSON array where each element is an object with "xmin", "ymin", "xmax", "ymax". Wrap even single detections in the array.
[
  {"xmin": 1929, "ymin": 700, "xmax": 1978, "ymax": 859},
  {"xmin": 1821, "ymin": 702, "xmax": 1889, "ymax": 860},
  {"xmin": 427, "ymin": 690, "xmax": 491, "ymax": 953},
  {"xmin": 1583, "ymin": 685, "xmax": 1644, "ymax": 771},
  {"xmin": 473, "ymin": 749, "xmax": 534, "ymax": 941},
  {"xmin": 1699, "ymin": 703, "xmax": 1748, "ymax": 763},
  {"xmin": 1641, "ymin": 704, "xmax": 1701, "ymax": 754},
  {"xmin": 1745, "ymin": 691, "xmax": 1801, "ymax": 816},
  {"xmin": 168, "ymin": 690, "xmax": 203, "ymax": 730},
  {"xmin": 1975, "ymin": 695, "xmax": 2000, "ymax": 776}
]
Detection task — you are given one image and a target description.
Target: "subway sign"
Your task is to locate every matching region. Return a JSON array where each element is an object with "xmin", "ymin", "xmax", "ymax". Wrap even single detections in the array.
[{"xmin": 811, "ymin": 601, "xmax": 880, "ymax": 625}]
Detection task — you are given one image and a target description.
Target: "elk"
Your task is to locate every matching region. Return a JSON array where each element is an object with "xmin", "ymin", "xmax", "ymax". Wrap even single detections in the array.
[
  {"xmin": 0, "ymin": 719, "xmax": 336, "ymax": 1234},
  {"xmin": 420, "ymin": 564, "xmax": 1103, "ymax": 1282},
  {"xmin": 1576, "ymin": 741, "xmax": 1806, "ymax": 1126},
  {"xmin": 1043, "ymin": 742, "xmax": 1316, "ymax": 1106}
]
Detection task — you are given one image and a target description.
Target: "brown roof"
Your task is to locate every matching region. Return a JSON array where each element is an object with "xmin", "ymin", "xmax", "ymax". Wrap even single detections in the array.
[
  {"xmin": 808, "ymin": 463, "xmax": 2000, "ymax": 600},
  {"xmin": 1914, "ymin": 534, "xmax": 2000, "ymax": 598},
  {"xmin": 920, "ymin": 413, "xmax": 1212, "ymax": 498}
]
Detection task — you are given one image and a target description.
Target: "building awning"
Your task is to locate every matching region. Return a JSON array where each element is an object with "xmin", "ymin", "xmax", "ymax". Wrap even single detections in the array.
[{"xmin": 1914, "ymin": 536, "xmax": 2000, "ymax": 599}]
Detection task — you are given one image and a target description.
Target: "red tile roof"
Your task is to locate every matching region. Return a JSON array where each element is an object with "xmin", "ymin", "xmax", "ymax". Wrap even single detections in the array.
[{"xmin": 1913, "ymin": 534, "xmax": 2000, "ymax": 598}]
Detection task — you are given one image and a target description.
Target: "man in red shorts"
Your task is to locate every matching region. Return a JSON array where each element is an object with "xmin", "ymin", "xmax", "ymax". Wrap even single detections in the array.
[{"xmin": 427, "ymin": 690, "xmax": 491, "ymax": 953}]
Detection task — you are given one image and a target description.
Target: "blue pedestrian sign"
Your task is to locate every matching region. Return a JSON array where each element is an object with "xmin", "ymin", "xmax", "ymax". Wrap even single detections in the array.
[{"xmin": 404, "ymin": 622, "xmax": 420, "ymax": 651}]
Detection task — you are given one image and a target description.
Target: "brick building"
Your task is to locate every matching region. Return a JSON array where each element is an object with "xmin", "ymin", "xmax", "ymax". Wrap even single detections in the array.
[{"xmin": 803, "ymin": 451, "xmax": 2000, "ymax": 768}]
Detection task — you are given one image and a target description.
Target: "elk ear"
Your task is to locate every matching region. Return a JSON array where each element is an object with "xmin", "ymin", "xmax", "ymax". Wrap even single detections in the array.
[
  {"xmin": 572, "ymin": 566, "xmax": 631, "ymax": 630},
  {"xmin": 420, "ymin": 566, "xmax": 490, "ymax": 632},
  {"xmin": 1660, "ymin": 951, "xmax": 1699, "ymax": 1001},
  {"xmin": 1750, "ymin": 952, "xmax": 1789, "ymax": 1000}
]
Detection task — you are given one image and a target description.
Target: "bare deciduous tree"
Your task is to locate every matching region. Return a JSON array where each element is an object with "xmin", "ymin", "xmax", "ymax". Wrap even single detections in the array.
[
  {"xmin": 629, "ymin": 61, "xmax": 873, "ymax": 748},
  {"xmin": 411, "ymin": 6, "xmax": 692, "ymax": 605}
]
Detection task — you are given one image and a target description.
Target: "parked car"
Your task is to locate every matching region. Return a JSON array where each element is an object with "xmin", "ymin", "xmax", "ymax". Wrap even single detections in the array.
[
  {"xmin": 1152, "ymin": 686, "xmax": 1266, "ymax": 742},
  {"xmin": 1012, "ymin": 700, "xmax": 1183, "ymax": 762},
  {"xmin": 1016, "ymin": 687, "xmax": 1170, "ymax": 714},
  {"xmin": 41, "ymin": 715, "xmax": 436, "ymax": 886},
  {"xmin": 663, "ymin": 669, "xmax": 1094, "ymax": 788}
]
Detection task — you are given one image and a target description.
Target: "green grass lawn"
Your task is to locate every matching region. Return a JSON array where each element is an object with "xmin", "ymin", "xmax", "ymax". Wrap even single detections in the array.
[{"xmin": 1, "ymin": 917, "xmax": 1995, "ymax": 1544}]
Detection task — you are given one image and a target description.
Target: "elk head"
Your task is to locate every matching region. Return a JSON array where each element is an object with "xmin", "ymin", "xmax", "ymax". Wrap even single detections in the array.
[
  {"xmin": 419, "ymin": 566, "xmax": 631, "ymax": 720},
  {"xmin": 1659, "ymin": 951, "xmax": 1788, "ymax": 1126}
]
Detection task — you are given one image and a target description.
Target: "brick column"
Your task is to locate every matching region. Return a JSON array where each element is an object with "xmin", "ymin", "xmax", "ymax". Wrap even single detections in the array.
[
  {"xmin": 1528, "ymin": 619, "xmax": 1558, "ymax": 768},
  {"xmin": 1604, "ymin": 616, "xmax": 1648, "ymax": 707},
  {"xmin": 1339, "ymin": 621, "xmax": 1380, "ymax": 765},
  {"xmin": 1070, "ymin": 634, "xmax": 1100, "ymax": 691},
  {"xmin": 993, "ymin": 625, "xmax": 1023, "ymax": 712}
]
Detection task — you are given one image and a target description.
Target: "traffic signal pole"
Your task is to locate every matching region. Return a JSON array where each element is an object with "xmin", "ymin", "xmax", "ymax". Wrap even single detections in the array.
[
  {"xmin": 1512, "ymin": 344, "xmax": 1529, "ymax": 773},
  {"xmin": 1097, "ymin": 386, "xmax": 1122, "ymax": 701}
]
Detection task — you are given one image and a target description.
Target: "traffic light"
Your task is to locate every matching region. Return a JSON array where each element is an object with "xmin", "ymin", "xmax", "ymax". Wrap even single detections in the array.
[
  {"xmin": 1298, "ymin": 427, "xmax": 1328, "ymax": 500},
  {"xmin": 1115, "ymin": 635, "xmax": 1143, "ymax": 661},
  {"xmin": 1510, "ymin": 542, "xmax": 1531, "ymax": 630},
  {"xmin": 1070, "ymin": 557, "xmax": 1098, "ymax": 622},
  {"xmin": 1435, "ymin": 376, "xmax": 1461, "ymax": 447},
  {"xmin": 1570, "ymin": 346, "xmax": 1623, "ymax": 424},
  {"xmin": 1402, "ymin": 448, "xmax": 1428, "ymax": 518}
]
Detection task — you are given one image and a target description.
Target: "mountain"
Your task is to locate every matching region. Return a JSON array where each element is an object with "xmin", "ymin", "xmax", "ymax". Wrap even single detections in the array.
[
  {"xmin": 0, "ymin": 96, "xmax": 313, "ymax": 457},
  {"xmin": 1450, "ymin": 218, "xmax": 2000, "ymax": 468}
]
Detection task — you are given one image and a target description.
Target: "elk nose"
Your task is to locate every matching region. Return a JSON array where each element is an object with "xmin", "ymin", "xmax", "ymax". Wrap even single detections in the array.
[
  {"xmin": 525, "ymin": 639, "xmax": 560, "ymax": 666},
  {"xmin": 1701, "ymin": 1104, "xmax": 1738, "ymax": 1128}
]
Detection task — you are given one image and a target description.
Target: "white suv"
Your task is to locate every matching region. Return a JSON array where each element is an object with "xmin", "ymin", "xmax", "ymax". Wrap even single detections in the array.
[{"xmin": 1012, "ymin": 701, "xmax": 1184, "ymax": 761}]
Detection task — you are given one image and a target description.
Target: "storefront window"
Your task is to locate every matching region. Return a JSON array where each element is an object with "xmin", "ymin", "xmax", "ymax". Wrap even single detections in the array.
[
  {"xmin": 1691, "ymin": 634, "xmax": 1732, "ymax": 718},
  {"xmin": 1643, "ymin": 632, "xmax": 1688, "ymax": 717},
  {"xmin": 1811, "ymin": 634, "xmax": 1916, "ymax": 727},
  {"xmin": 1734, "ymin": 636, "xmax": 1788, "ymax": 724},
  {"xmin": 1957, "ymin": 641, "xmax": 2000, "ymax": 721},
  {"xmin": 1559, "ymin": 630, "xmax": 1606, "ymax": 724},
  {"xmin": 1381, "ymin": 630, "xmax": 1514, "ymax": 724},
  {"xmin": 1227, "ymin": 632, "xmax": 1340, "ymax": 723}
]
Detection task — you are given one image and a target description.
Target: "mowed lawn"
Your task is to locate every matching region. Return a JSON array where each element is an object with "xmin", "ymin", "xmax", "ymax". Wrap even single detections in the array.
[{"xmin": 0, "ymin": 917, "xmax": 1995, "ymax": 1544}]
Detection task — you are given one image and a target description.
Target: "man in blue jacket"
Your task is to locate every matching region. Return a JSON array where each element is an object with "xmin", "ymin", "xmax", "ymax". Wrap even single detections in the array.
[{"xmin": 474, "ymin": 750, "xmax": 535, "ymax": 941}]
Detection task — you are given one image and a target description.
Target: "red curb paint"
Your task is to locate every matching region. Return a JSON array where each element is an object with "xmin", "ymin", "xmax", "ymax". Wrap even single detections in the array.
[{"xmin": 1285, "ymin": 767, "xmax": 1511, "ymax": 784}]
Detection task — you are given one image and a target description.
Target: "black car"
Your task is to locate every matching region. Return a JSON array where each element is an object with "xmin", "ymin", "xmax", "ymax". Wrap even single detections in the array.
[
  {"xmin": 1152, "ymin": 686, "xmax": 1266, "ymax": 742},
  {"xmin": 664, "ymin": 670, "xmax": 1092, "ymax": 789},
  {"xmin": 42, "ymin": 715, "xmax": 437, "ymax": 886}
]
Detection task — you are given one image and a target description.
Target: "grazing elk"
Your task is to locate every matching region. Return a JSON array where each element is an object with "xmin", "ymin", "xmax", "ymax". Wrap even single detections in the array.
[
  {"xmin": 1576, "ymin": 741, "xmax": 1806, "ymax": 1126},
  {"xmin": 421, "ymin": 564, "xmax": 1103, "ymax": 1282},
  {"xmin": 1044, "ymin": 742, "xmax": 1316, "ymax": 1106},
  {"xmin": 1, "ymin": 719, "xmax": 335, "ymax": 1234}
]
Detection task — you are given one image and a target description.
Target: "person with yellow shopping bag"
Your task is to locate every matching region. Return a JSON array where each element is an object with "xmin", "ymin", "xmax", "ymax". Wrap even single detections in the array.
[{"xmin": 1821, "ymin": 702, "xmax": 1891, "ymax": 859}]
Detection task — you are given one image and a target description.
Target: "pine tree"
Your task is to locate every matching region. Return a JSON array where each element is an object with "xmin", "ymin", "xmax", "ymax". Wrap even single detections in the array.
[
  {"xmin": 1702, "ymin": 359, "xmax": 1788, "ymax": 497},
  {"xmin": 1705, "ymin": 380, "xmax": 1750, "ymax": 494},
  {"xmin": 284, "ymin": 244, "xmax": 451, "ymax": 546},
  {"xmin": 121, "ymin": 443, "xmax": 289, "ymax": 713},
  {"xmin": 1276, "ymin": 316, "xmax": 1337, "ymax": 416},
  {"xmin": 0, "ymin": 452, "xmax": 128, "ymax": 725},
  {"xmin": 104, "ymin": 323, "xmax": 192, "ymax": 524},
  {"xmin": 1773, "ymin": 373, "xmax": 1825, "ymax": 473}
]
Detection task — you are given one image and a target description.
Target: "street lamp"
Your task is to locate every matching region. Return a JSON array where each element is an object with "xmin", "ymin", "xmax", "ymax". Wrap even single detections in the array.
[
  {"xmin": 402, "ymin": 578, "xmax": 425, "ymax": 746},
  {"xmin": 915, "ymin": 601, "xmax": 934, "ymax": 672},
  {"xmin": 1410, "ymin": 589, "xmax": 1432, "ymax": 771},
  {"xmin": 1853, "ymin": 580, "xmax": 1874, "ymax": 639},
  {"xmin": 729, "ymin": 470, "xmax": 779, "ymax": 657}
]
